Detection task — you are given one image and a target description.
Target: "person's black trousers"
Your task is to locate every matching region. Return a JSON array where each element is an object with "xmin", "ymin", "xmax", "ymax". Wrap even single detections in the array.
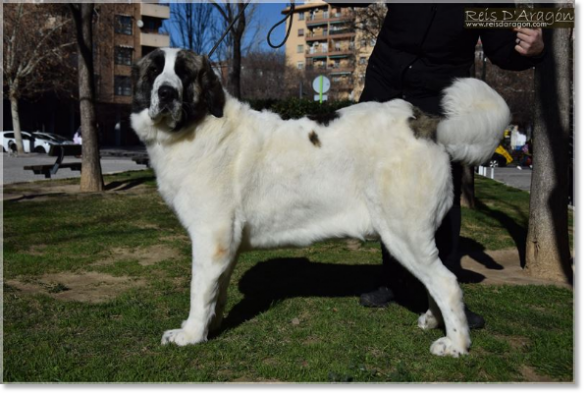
[{"xmin": 359, "ymin": 76, "xmax": 464, "ymax": 307}]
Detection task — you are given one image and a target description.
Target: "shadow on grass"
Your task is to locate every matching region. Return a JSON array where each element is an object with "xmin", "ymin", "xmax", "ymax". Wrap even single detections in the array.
[
  {"xmin": 473, "ymin": 200, "xmax": 528, "ymax": 268},
  {"xmin": 216, "ymin": 258, "xmax": 381, "ymax": 337},
  {"xmin": 214, "ymin": 255, "xmax": 491, "ymax": 338},
  {"xmin": 105, "ymin": 176, "xmax": 155, "ymax": 192},
  {"xmin": 459, "ymin": 237, "xmax": 504, "ymax": 271},
  {"xmin": 5, "ymin": 193, "xmax": 68, "ymax": 203}
]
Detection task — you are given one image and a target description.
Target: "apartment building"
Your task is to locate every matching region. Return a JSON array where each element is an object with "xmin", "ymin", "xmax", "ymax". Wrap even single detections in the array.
[
  {"xmin": 283, "ymin": 0, "xmax": 378, "ymax": 100},
  {"xmin": 91, "ymin": 2, "xmax": 170, "ymax": 145}
]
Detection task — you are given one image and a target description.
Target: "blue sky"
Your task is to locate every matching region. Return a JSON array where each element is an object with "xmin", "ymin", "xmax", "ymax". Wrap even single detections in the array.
[
  {"xmin": 254, "ymin": 2, "xmax": 289, "ymax": 51},
  {"xmin": 163, "ymin": 2, "xmax": 293, "ymax": 55}
]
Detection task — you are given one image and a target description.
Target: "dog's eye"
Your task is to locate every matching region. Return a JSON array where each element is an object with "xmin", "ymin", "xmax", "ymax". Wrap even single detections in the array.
[
  {"xmin": 148, "ymin": 65, "xmax": 161, "ymax": 77},
  {"xmin": 175, "ymin": 62, "xmax": 194, "ymax": 83}
]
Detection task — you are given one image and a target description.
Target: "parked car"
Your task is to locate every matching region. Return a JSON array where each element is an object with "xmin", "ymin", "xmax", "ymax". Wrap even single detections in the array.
[
  {"xmin": 1, "ymin": 131, "xmax": 74, "ymax": 153},
  {"xmin": 32, "ymin": 132, "xmax": 75, "ymax": 146}
]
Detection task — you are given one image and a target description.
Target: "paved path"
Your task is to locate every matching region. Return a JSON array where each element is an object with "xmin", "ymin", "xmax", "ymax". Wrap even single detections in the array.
[
  {"xmin": 489, "ymin": 166, "xmax": 532, "ymax": 192},
  {"xmin": 2, "ymin": 150, "xmax": 148, "ymax": 185}
]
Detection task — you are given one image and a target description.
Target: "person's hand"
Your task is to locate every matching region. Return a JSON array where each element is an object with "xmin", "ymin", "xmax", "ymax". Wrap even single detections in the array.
[{"xmin": 513, "ymin": 27, "xmax": 544, "ymax": 57}]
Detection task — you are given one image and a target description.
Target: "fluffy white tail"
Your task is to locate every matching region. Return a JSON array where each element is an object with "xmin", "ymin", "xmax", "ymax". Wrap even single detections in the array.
[{"xmin": 436, "ymin": 78, "xmax": 511, "ymax": 165}]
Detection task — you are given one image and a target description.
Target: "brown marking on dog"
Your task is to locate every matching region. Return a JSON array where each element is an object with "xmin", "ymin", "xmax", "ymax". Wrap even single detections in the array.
[
  {"xmin": 408, "ymin": 107, "xmax": 441, "ymax": 141},
  {"xmin": 213, "ymin": 246, "xmax": 228, "ymax": 260},
  {"xmin": 308, "ymin": 130, "xmax": 321, "ymax": 148}
]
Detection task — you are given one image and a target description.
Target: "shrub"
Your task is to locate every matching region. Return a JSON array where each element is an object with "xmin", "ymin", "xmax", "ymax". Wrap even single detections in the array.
[{"xmin": 245, "ymin": 97, "xmax": 354, "ymax": 120}]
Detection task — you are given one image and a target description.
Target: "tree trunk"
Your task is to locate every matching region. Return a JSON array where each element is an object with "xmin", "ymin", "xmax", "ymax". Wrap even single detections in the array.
[
  {"xmin": 460, "ymin": 165, "xmax": 475, "ymax": 209},
  {"xmin": 71, "ymin": 3, "xmax": 104, "ymax": 192},
  {"xmin": 226, "ymin": 2, "xmax": 247, "ymax": 100},
  {"xmin": 525, "ymin": 28, "xmax": 573, "ymax": 284},
  {"xmin": 229, "ymin": 35, "xmax": 242, "ymax": 99},
  {"xmin": 9, "ymin": 92, "xmax": 25, "ymax": 154}
]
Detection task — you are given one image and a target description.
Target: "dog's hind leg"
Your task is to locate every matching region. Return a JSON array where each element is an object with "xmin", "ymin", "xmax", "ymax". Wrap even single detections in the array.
[
  {"xmin": 418, "ymin": 292, "xmax": 443, "ymax": 330},
  {"xmin": 161, "ymin": 227, "xmax": 238, "ymax": 347},
  {"xmin": 379, "ymin": 232, "xmax": 470, "ymax": 357}
]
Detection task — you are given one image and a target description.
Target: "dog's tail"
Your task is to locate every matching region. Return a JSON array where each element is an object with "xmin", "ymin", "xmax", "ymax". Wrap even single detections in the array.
[{"xmin": 436, "ymin": 78, "xmax": 511, "ymax": 165}]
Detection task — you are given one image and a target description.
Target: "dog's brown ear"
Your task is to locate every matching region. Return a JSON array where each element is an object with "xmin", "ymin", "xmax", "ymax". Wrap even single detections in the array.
[{"xmin": 201, "ymin": 56, "xmax": 225, "ymax": 118}]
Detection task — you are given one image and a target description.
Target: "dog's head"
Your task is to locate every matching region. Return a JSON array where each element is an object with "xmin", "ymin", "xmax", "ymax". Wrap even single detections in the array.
[{"xmin": 131, "ymin": 48, "xmax": 225, "ymax": 132}]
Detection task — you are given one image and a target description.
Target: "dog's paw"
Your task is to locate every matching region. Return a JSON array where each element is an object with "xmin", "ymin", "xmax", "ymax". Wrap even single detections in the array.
[
  {"xmin": 161, "ymin": 329, "xmax": 204, "ymax": 346},
  {"xmin": 418, "ymin": 310, "xmax": 441, "ymax": 330},
  {"xmin": 430, "ymin": 337, "xmax": 468, "ymax": 358}
]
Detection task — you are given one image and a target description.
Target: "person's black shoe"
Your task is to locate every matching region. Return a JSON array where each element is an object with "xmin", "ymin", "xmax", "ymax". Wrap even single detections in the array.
[
  {"xmin": 359, "ymin": 287, "xmax": 395, "ymax": 307},
  {"xmin": 465, "ymin": 305, "xmax": 486, "ymax": 329}
]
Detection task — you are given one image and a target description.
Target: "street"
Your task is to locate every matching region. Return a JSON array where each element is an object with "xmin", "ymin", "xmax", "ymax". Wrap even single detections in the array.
[
  {"xmin": 487, "ymin": 166, "xmax": 532, "ymax": 192},
  {"xmin": 2, "ymin": 150, "xmax": 148, "ymax": 185}
]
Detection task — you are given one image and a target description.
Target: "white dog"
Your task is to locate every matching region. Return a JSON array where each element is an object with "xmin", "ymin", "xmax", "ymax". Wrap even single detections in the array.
[{"xmin": 130, "ymin": 48, "xmax": 510, "ymax": 357}]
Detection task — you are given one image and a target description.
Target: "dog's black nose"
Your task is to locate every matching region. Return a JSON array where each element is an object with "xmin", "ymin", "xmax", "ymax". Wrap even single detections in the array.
[{"xmin": 158, "ymin": 85, "xmax": 178, "ymax": 103}]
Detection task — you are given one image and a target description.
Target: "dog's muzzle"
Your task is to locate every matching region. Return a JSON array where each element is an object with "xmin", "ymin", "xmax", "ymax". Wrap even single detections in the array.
[
  {"xmin": 149, "ymin": 82, "xmax": 182, "ymax": 129},
  {"xmin": 158, "ymin": 85, "xmax": 179, "ymax": 112}
]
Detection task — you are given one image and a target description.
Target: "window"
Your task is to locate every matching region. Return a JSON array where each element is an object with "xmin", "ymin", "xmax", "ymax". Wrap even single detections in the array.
[
  {"xmin": 297, "ymin": 45, "xmax": 304, "ymax": 54},
  {"xmin": 297, "ymin": 61, "xmax": 304, "ymax": 70},
  {"xmin": 359, "ymin": 56, "xmax": 367, "ymax": 65},
  {"xmin": 114, "ymin": 75, "xmax": 132, "ymax": 96},
  {"xmin": 115, "ymin": 15, "xmax": 133, "ymax": 35},
  {"xmin": 298, "ymin": 28, "xmax": 304, "ymax": 37},
  {"xmin": 298, "ymin": 12, "xmax": 305, "ymax": 21},
  {"xmin": 115, "ymin": 47, "xmax": 133, "ymax": 66}
]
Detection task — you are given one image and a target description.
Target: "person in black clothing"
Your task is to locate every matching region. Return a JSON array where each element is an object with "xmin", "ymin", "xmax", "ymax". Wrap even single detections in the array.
[{"xmin": 356, "ymin": 3, "xmax": 545, "ymax": 328}]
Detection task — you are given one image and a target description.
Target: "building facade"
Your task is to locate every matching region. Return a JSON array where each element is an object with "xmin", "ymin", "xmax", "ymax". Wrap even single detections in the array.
[
  {"xmin": 2, "ymin": 3, "xmax": 170, "ymax": 147},
  {"xmin": 283, "ymin": 0, "xmax": 379, "ymax": 101},
  {"xmin": 93, "ymin": 2, "xmax": 170, "ymax": 146}
]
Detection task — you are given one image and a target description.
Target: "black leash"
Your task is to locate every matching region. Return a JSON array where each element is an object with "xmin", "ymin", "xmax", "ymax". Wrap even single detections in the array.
[
  {"xmin": 267, "ymin": 2, "xmax": 296, "ymax": 49},
  {"xmin": 208, "ymin": 2, "xmax": 296, "ymax": 58}
]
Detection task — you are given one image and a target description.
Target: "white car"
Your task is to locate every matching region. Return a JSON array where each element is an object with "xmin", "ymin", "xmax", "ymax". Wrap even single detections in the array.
[{"xmin": 1, "ymin": 131, "xmax": 74, "ymax": 154}]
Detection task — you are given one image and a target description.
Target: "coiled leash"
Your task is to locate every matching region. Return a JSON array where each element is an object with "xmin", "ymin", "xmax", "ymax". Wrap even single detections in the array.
[{"xmin": 208, "ymin": 2, "xmax": 296, "ymax": 58}]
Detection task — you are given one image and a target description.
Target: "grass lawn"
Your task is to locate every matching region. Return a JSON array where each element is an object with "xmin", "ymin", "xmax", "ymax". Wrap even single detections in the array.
[{"xmin": 2, "ymin": 172, "xmax": 574, "ymax": 383}]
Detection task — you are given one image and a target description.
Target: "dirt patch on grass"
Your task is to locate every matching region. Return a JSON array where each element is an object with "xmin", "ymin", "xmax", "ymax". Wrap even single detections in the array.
[
  {"xmin": 502, "ymin": 335, "xmax": 531, "ymax": 351},
  {"xmin": 459, "ymin": 249, "xmax": 572, "ymax": 288},
  {"xmin": 28, "ymin": 244, "xmax": 49, "ymax": 256},
  {"xmin": 93, "ymin": 245, "xmax": 183, "ymax": 267},
  {"xmin": 4, "ymin": 180, "xmax": 152, "ymax": 202},
  {"xmin": 6, "ymin": 272, "xmax": 146, "ymax": 303},
  {"xmin": 518, "ymin": 365, "xmax": 554, "ymax": 382}
]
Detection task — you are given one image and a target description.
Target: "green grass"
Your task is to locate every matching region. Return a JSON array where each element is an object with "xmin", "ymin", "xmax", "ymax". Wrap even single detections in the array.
[{"xmin": 2, "ymin": 172, "xmax": 574, "ymax": 382}]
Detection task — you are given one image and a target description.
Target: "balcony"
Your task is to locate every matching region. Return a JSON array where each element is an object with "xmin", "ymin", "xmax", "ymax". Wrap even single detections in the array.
[
  {"xmin": 328, "ymin": 28, "xmax": 356, "ymax": 38},
  {"xmin": 306, "ymin": 47, "xmax": 328, "ymax": 58},
  {"xmin": 306, "ymin": 64, "xmax": 327, "ymax": 72},
  {"xmin": 306, "ymin": 30, "xmax": 328, "ymax": 41},
  {"xmin": 329, "ymin": 46, "xmax": 354, "ymax": 57},
  {"xmin": 306, "ymin": 11, "xmax": 353, "ymax": 27},
  {"xmin": 140, "ymin": 32, "xmax": 170, "ymax": 48},
  {"xmin": 140, "ymin": 3, "xmax": 170, "ymax": 19}
]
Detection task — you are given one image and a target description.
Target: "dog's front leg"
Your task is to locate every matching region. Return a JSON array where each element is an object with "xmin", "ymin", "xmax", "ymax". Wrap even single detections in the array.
[{"xmin": 162, "ymin": 230, "xmax": 236, "ymax": 346}]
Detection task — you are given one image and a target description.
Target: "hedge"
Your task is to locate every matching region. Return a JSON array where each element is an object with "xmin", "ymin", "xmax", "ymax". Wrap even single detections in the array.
[{"xmin": 245, "ymin": 98, "xmax": 355, "ymax": 120}]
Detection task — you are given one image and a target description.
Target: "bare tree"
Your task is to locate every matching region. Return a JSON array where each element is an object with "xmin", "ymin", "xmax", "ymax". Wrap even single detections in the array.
[
  {"xmin": 352, "ymin": 2, "xmax": 387, "ymax": 44},
  {"xmin": 3, "ymin": 3, "xmax": 75, "ymax": 154},
  {"xmin": 164, "ymin": 2, "xmax": 218, "ymax": 54},
  {"xmin": 525, "ymin": 27, "xmax": 573, "ymax": 283},
  {"xmin": 211, "ymin": 1, "xmax": 258, "ymax": 99},
  {"xmin": 70, "ymin": 3, "xmax": 104, "ymax": 192},
  {"xmin": 484, "ymin": 64, "xmax": 535, "ymax": 129},
  {"xmin": 241, "ymin": 50, "xmax": 289, "ymax": 100}
]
